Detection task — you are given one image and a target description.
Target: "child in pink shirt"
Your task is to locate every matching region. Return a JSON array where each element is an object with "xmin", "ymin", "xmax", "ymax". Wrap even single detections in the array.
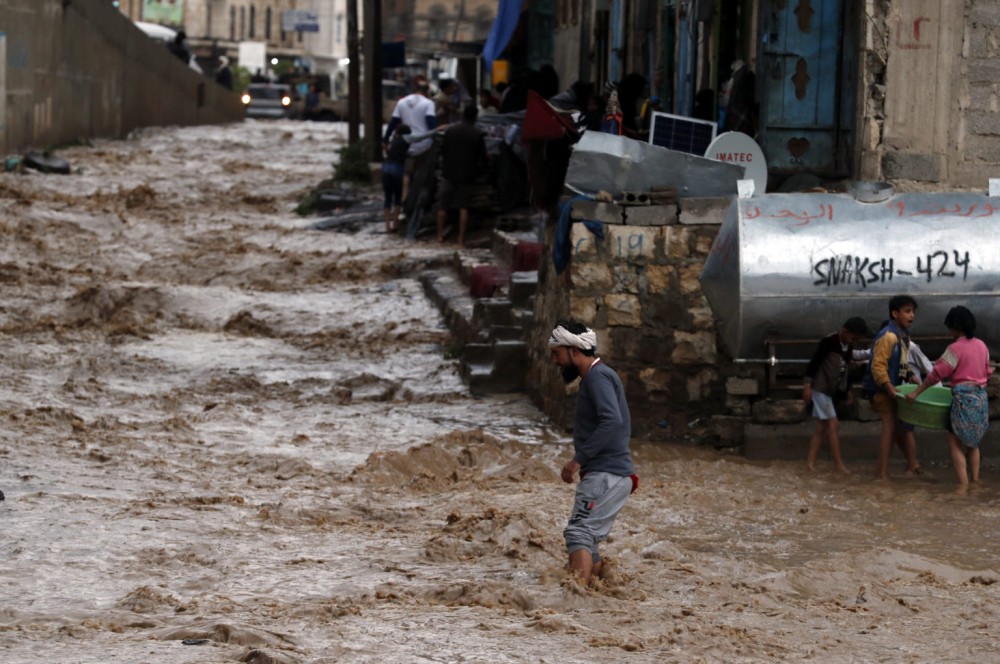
[{"xmin": 907, "ymin": 306, "xmax": 992, "ymax": 485}]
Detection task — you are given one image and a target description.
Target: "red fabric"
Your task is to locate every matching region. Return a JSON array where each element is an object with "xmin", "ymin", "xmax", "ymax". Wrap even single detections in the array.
[
  {"xmin": 578, "ymin": 471, "xmax": 640, "ymax": 495},
  {"xmin": 469, "ymin": 265, "xmax": 510, "ymax": 298},
  {"xmin": 512, "ymin": 241, "xmax": 542, "ymax": 272},
  {"xmin": 521, "ymin": 90, "xmax": 579, "ymax": 141}
]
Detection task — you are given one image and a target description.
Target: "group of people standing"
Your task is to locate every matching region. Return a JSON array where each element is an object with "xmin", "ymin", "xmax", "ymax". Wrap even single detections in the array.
[
  {"xmin": 379, "ymin": 67, "xmax": 673, "ymax": 245},
  {"xmin": 381, "ymin": 77, "xmax": 488, "ymax": 245},
  {"xmin": 804, "ymin": 295, "xmax": 992, "ymax": 486},
  {"xmin": 166, "ymin": 30, "xmax": 235, "ymax": 91}
]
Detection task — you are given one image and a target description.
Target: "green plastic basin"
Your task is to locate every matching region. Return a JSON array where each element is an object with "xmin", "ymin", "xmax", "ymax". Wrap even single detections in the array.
[{"xmin": 896, "ymin": 383, "xmax": 953, "ymax": 430}]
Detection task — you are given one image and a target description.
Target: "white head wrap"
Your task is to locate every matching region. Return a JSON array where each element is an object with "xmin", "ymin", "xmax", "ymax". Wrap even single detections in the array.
[{"xmin": 548, "ymin": 324, "xmax": 598, "ymax": 352}]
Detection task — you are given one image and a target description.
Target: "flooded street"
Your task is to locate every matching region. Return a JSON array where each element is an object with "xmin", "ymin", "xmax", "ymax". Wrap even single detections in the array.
[{"xmin": 4, "ymin": 120, "xmax": 1000, "ymax": 663}]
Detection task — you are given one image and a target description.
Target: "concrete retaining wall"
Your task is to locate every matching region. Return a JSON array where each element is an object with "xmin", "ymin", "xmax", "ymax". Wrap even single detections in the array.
[{"xmin": 0, "ymin": 0, "xmax": 243, "ymax": 155}]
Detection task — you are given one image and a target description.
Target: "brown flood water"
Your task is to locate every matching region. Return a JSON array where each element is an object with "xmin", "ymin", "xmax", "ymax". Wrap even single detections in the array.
[{"xmin": 3, "ymin": 120, "xmax": 1000, "ymax": 663}]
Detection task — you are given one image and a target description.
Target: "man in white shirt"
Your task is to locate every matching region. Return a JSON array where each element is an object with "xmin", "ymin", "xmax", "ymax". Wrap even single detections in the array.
[{"xmin": 383, "ymin": 80, "xmax": 438, "ymax": 204}]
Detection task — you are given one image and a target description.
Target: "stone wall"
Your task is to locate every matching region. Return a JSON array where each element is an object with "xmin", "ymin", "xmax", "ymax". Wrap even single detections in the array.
[
  {"xmin": 525, "ymin": 220, "xmax": 574, "ymax": 430},
  {"xmin": 527, "ymin": 198, "xmax": 734, "ymax": 438},
  {"xmin": 527, "ymin": 195, "xmax": 1000, "ymax": 457},
  {"xmin": 857, "ymin": 0, "xmax": 1000, "ymax": 187},
  {"xmin": 954, "ymin": 0, "xmax": 1000, "ymax": 183}
]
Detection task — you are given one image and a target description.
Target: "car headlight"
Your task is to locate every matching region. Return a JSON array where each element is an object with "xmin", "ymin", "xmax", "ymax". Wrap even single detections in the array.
[
  {"xmin": 241, "ymin": 94, "xmax": 251, "ymax": 104},
  {"xmin": 281, "ymin": 96, "xmax": 291, "ymax": 106}
]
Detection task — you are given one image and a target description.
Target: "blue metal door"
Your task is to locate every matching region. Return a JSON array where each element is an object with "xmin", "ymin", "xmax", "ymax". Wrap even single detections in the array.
[{"xmin": 759, "ymin": 0, "xmax": 846, "ymax": 173}]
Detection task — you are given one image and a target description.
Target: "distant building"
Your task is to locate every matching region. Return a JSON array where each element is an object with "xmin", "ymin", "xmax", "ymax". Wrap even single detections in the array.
[
  {"xmin": 539, "ymin": 0, "xmax": 998, "ymax": 188},
  {"xmin": 117, "ymin": 1, "xmax": 330, "ymax": 69},
  {"xmin": 409, "ymin": 0, "xmax": 497, "ymax": 51},
  {"xmin": 118, "ymin": 1, "xmax": 498, "ymax": 104}
]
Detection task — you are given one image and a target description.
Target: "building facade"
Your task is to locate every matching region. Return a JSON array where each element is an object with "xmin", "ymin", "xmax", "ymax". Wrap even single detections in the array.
[
  {"xmin": 542, "ymin": 0, "xmax": 1000, "ymax": 189},
  {"xmin": 523, "ymin": 0, "xmax": 1000, "ymax": 443},
  {"xmin": 117, "ymin": 1, "xmax": 335, "ymax": 65},
  {"xmin": 120, "ymin": 1, "xmax": 497, "ymax": 97},
  {"xmin": 408, "ymin": 0, "xmax": 496, "ymax": 51},
  {"xmin": 122, "ymin": 1, "xmax": 1000, "ymax": 189}
]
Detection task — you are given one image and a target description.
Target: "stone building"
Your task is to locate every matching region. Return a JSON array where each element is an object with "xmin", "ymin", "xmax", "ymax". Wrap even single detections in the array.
[
  {"xmin": 543, "ymin": 0, "xmax": 1000, "ymax": 189},
  {"xmin": 120, "ymin": 1, "xmax": 497, "ymax": 91},
  {"xmin": 116, "ymin": 0, "xmax": 343, "ymax": 66},
  {"xmin": 408, "ymin": 0, "xmax": 497, "ymax": 51}
]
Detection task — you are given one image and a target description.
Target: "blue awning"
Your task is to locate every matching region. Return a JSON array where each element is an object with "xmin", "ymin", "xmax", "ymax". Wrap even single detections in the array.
[{"xmin": 482, "ymin": 0, "xmax": 524, "ymax": 71}]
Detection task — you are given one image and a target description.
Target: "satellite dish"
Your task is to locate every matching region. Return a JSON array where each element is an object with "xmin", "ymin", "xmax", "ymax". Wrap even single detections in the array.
[{"xmin": 705, "ymin": 132, "xmax": 768, "ymax": 196}]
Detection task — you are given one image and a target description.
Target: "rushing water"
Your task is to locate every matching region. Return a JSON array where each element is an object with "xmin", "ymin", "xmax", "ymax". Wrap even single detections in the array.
[{"xmin": 2, "ymin": 120, "xmax": 1000, "ymax": 663}]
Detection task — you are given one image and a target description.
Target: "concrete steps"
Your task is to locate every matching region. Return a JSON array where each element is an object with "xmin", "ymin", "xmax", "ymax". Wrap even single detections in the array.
[{"xmin": 419, "ymin": 225, "xmax": 542, "ymax": 395}]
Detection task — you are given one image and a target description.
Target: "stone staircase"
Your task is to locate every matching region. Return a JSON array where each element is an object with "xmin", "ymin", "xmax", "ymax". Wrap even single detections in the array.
[{"xmin": 419, "ymin": 228, "xmax": 542, "ymax": 395}]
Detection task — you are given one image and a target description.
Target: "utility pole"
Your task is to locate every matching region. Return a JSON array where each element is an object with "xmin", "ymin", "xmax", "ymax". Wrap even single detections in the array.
[
  {"xmin": 346, "ymin": 0, "xmax": 360, "ymax": 143},
  {"xmin": 363, "ymin": 0, "xmax": 383, "ymax": 162}
]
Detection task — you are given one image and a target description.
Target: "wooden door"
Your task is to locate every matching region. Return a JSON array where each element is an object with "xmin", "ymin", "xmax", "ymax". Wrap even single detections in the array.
[{"xmin": 759, "ymin": 0, "xmax": 849, "ymax": 174}]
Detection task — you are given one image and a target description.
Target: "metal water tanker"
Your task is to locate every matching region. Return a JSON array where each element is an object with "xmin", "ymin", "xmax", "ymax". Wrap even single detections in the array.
[{"xmin": 700, "ymin": 188, "xmax": 1000, "ymax": 360}]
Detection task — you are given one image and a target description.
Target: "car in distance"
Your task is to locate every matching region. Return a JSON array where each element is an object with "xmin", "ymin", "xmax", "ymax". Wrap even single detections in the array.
[{"xmin": 242, "ymin": 83, "xmax": 293, "ymax": 119}]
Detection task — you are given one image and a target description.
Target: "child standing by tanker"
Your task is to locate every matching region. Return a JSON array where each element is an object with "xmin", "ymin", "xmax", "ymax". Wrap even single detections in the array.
[
  {"xmin": 856, "ymin": 323, "xmax": 934, "ymax": 474},
  {"xmin": 803, "ymin": 317, "xmax": 872, "ymax": 473},
  {"xmin": 863, "ymin": 295, "xmax": 921, "ymax": 479},
  {"xmin": 906, "ymin": 306, "xmax": 992, "ymax": 486}
]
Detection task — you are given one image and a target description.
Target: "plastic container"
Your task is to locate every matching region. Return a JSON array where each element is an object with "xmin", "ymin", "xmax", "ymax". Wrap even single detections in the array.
[{"xmin": 896, "ymin": 384, "xmax": 953, "ymax": 430}]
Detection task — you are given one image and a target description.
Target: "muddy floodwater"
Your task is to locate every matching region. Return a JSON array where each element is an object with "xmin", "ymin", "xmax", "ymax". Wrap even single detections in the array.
[{"xmin": 4, "ymin": 120, "xmax": 1000, "ymax": 663}]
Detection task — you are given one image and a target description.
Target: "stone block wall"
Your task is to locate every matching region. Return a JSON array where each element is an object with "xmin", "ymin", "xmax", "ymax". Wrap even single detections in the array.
[
  {"xmin": 527, "ymin": 194, "xmax": 1000, "ymax": 451},
  {"xmin": 953, "ymin": 0, "xmax": 1000, "ymax": 184},
  {"xmin": 527, "ymin": 200, "xmax": 734, "ymax": 437}
]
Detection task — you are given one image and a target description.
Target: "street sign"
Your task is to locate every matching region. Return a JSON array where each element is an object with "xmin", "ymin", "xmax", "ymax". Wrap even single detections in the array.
[
  {"xmin": 238, "ymin": 41, "xmax": 267, "ymax": 75},
  {"xmin": 142, "ymin": 0, "xmax": 184, "ymax": 24},
  {"xmin": 281, "ymin": 9, "xmax": 319, "ymax": 33}
]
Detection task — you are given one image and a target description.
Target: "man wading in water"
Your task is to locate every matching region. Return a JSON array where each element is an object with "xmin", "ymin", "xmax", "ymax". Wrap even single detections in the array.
[{"xmin": 549, "ymin": 320, "xmax": 638, "ymax": 585}]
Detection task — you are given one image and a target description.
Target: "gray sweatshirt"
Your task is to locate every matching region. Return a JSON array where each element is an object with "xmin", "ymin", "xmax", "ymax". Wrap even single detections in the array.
[{"xmin": 573, "ymin": 360, "xmax": 635, "ymax": 476}]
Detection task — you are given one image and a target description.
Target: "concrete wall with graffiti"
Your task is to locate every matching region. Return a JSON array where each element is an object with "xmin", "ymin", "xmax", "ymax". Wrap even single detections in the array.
[
  {"xmin": 858, "ymin": 0, "xmax": 1000, "ymax": 187},
  {"xmin": 0, "ymin": 0, "xmax": 242, "ymax": 155}
]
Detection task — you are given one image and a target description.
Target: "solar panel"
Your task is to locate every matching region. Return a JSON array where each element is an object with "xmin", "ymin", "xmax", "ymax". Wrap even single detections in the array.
[{"xmin": 647, "ymin": 111, "xmax": 718, "ymax": 155}]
